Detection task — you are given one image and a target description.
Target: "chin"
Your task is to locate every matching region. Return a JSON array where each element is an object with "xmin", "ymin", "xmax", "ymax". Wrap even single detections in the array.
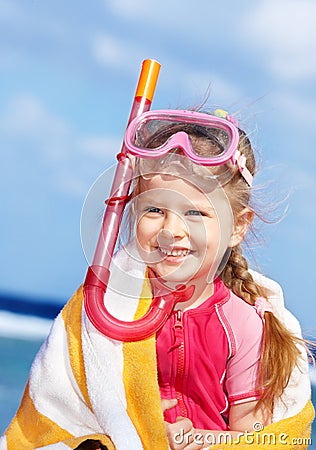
[{"xmin": 150, "ymin": 264, "xmax": 197, "ymax": 286}]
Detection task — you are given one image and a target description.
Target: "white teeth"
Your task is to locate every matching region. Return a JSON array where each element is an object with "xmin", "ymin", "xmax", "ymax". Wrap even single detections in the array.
[{"xmin": 159, "ymin": 247, "xmax": 190, "ymax": 257}]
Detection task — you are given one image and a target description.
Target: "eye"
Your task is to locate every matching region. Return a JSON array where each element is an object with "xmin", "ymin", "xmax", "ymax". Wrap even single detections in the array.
[
  {"xmin": 186, "ymin": 210, "xmax": 205, "ymax": 216},
  {"xmin": 144, "ymin": 206, "xmax": 163, "ymax": 214}
]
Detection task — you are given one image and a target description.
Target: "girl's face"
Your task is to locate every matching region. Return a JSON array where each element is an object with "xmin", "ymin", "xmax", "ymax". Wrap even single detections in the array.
[{"xmin": 135, "ymin": 174, "xmax": 234, "ymax": 290}]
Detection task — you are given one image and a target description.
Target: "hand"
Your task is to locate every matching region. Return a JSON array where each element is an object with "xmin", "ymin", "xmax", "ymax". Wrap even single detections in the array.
[{"xmin": 161, "ymin": 399, "xmax": 203, "ymax": 450}]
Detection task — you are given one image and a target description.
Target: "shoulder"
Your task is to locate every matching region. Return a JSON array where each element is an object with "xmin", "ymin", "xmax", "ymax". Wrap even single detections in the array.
[
  {"xmin": 221, "ymin": 290, "xmax": 262, "ymax": 326},
  {"xmin": 219, "ymin": 290, "xmax": 263, "ymax": 355}
]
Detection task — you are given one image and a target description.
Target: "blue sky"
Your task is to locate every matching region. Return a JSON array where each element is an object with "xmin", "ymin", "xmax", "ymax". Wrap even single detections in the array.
[{"xmin": 1, "ymin": 0, "xmax": 316, "ymax": 334}]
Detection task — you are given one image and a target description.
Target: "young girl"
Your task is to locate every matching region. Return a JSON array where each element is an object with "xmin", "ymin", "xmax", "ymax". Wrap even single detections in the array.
[
  {"xmin": 0, "ymin": 108, "xmax": 313, "ymax": 450},
  {"xmin": 125, "ymin": 108, "xmax": 310, "ymax": 447}
]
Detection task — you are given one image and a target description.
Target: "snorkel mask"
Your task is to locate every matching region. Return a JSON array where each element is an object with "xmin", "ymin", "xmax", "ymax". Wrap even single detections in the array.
[
  {"xmin": 125, "ymin": 109, "xmax": 253, "ymax": 186},
  {"xmin": 84, "ymin": 59, "xmax": 253, "ymax": 342}
]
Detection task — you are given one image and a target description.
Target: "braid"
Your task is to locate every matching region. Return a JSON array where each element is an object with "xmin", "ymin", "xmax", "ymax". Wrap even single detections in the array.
[{"xmin": 220, "ymin": 244, "xmax": 262, "ymax": 305}]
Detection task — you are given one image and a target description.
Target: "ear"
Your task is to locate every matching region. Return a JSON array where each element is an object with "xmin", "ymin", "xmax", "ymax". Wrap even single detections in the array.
[{"xmin": 230, "ymin": 208, "xmax": 254, "ymax": 247}]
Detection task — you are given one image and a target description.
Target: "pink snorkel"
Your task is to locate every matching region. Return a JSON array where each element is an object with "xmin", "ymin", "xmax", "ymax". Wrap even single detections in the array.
[{"xmin": 83, "ymin": 59, "xmax": 193, "ymax": 342}]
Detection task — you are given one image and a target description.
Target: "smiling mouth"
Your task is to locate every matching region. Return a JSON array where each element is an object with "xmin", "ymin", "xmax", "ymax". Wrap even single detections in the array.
[{"xmin": 158, "ymin": 247, "xmax": 191, "ymax": 257}]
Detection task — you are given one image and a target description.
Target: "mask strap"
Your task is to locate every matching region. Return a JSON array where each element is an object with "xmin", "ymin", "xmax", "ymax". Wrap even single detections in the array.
[
  {"xmin": 233, "ymin": 150, "xmax": 254, "ymax": 186},
  {"xmin": 214, "ymin": 109, "xmax": 253, "ymax": 186}
]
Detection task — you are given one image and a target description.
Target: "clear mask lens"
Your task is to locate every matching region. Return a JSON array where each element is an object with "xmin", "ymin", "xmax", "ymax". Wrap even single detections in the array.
[{"xmin": 134, "ymin": 118, "xmax": 231, "ymax": 159}]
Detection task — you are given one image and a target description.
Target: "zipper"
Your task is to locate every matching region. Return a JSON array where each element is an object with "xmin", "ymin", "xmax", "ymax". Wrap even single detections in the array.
[{"xmin": 173, "ymin": 310, "xmax": 187, "ymax": 417}]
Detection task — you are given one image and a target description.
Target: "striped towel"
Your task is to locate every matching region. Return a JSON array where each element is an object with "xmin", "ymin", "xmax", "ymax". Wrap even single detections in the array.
[{"xmin": 0, "ymin": 246, "xmax": 314, "ymax": 449}]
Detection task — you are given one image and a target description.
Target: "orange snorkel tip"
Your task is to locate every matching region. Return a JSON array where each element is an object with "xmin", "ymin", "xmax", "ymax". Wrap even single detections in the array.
[{"xmin": 135, "ymin": 59, "xmax": 161, "ymax": 102}]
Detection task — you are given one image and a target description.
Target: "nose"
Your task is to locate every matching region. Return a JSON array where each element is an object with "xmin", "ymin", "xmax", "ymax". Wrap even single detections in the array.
[
  {"xmin": 159, "ymin": 211, "xmax": 187, "ymax": 243},
  {"xmin": 157, "ymin": 229, "xmax": 174, "ymax": 248}
]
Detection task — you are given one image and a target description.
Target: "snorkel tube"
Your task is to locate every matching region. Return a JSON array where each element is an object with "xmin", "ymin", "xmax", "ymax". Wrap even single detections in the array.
[{"xmin": 83, "ymin": 59, "xmax": 194, "ymax": 342}]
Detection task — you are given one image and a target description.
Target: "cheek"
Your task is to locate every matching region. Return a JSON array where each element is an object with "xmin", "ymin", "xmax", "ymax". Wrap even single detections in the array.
[
  {"xmin": 195, "ymin": 219, "xmax": 230, "ymax": 268},
  {"xmin": 135, "ymin": 217, "xmax": 165, "ymax": 266},
  {"xmin": 135, "ymin": 219, "xmax": 151, "ymax": 263},
  {"xmin": 189, "ymin": 219, "xmax": 222, "ymax": 249},
  {"xmin": 136, "ymin": 218, "xmax": 148, "ymax": 248},
  {"xmin": 205, "ymin": 190, "xmax": 234, "ymax": 250},
  {"xmin": 209, "ymin": 207, "xmax": 234, "ymax": 255},
  {"xmin": 135, "ymin": 216, "xmax": 159, "ymax": 249},
  {"xmin": 205, "ymin": 222, "xmax": 223, "ymax": 255}
]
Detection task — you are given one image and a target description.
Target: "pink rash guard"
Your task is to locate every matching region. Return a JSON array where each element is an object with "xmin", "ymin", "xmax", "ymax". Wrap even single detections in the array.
[{"xmin": 156, "ymin": 277, "xmax": 264, "ymax": 430}]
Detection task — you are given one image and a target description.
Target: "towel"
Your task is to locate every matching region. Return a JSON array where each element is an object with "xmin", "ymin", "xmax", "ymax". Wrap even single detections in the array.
[{"xmin": 0, "ymin": 246, "xmax": 314, "ymax": 449}]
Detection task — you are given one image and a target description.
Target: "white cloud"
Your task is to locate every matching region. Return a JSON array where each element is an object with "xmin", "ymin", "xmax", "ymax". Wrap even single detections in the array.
[
  {"xmin": 92, "ymin": 33, "xmax": 148, "ymax": 71},
  {"xmin": 105, "ymin": 0, "xmax": 187, "ymax": 24},
  {"xmin": 0, "ymin": 94, "xmax": 120, "ymax": 197},
  {"xmin": 1, "ymin": 94, "xmax": 71, "ymax": 165},
  {"xmin": 104, "ymin": 0, "xmax": 233, "ymax": 33},
  {"xmin": 92, "ymin": 34, "xmax": 128, "ymax": 68},
  {"xmin": 243, "ymin": 0, "xmax": 316, "ymax": 80},
  {"xmin": 2, "ymin": 94, "xmax": 69, "ymax": 138}
]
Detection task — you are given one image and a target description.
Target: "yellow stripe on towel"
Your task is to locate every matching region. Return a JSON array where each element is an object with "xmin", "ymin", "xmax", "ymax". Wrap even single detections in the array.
[
  {"xmin": 123, "ymin": 277, "xmax": 169, "ymax": 450},
  {"xmin": 62, "ymin": 286, "xmax": 92, "ymax": 410},
  {"xmin": 6, "ymin": 382, "xmax": 73, "ymax": 448}
]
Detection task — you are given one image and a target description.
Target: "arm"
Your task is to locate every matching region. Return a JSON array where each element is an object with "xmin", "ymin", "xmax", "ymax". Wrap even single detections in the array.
[
  {"xmin": 228, "ymin": 400, "xmax": 271, "ymax": 432},
  {"xmin": 163, "ymin": 399, "xmax": 271, "ymax": 449}
]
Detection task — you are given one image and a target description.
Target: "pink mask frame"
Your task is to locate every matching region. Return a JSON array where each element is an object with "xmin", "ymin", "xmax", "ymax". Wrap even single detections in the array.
[{"xmin": 124, "ymin": 109, "xmax": 253, "ymax": 186}]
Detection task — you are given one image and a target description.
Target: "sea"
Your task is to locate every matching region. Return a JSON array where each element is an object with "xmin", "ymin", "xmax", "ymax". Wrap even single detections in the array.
[{"xmin": 0, "ymin": 292, "xmax": 315, "ymax": 448}]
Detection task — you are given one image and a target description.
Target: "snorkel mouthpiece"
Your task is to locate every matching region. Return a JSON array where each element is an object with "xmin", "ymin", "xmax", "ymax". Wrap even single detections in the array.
[{"xmin": 85, "ymin": 275, "xmax": 194, "ymax": 342}]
